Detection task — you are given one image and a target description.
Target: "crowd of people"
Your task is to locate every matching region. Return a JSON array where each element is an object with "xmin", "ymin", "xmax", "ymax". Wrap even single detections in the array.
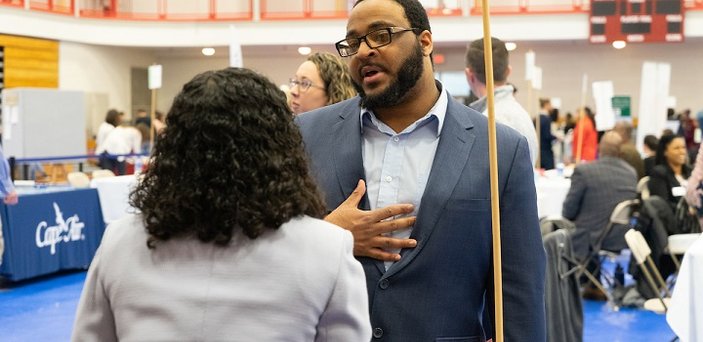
[
  {"xmin": 94, "ymin": 108, "xmax": 165, "ymax": 175},
  {"xmin": 67, "ymin": 0, "xmax": 701, "ymax": 341}
]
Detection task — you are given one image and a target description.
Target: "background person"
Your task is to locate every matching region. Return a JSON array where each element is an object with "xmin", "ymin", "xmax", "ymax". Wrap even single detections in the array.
[
  {"xmin": 289, "ymin": 51, "xmax": 356, "ymax": 115},
  {"xmin": 649, "ymin": 134, "xmax": 691, "ymax": 211},
  {"xmin": 537, "ymin": 98, "xmax": 556, "ymax": 169},
  {"xmin": 572, "ymin": 106, "xmax": 598, "ymax": 163},
  {"xmin": 561, "ymin": 132, "xmax": 637, "ymax": 301},
  {"xmin": 0, "ymin": 147, "xmax": 17, "ymax": 205},
  {"xmin": 465, "ymin": 36, "xmax": 538, "ymax": 167},
  {"xmin": 95, "ymin": 109, "xmax": 124, "ymax": 172},
  {"xmin": 72, "ymin": 68, "xmax": 371, "ymax": 341},
  {"xmin": 643, "ymin": 134, "xmax": 659, "ymax": 177}
]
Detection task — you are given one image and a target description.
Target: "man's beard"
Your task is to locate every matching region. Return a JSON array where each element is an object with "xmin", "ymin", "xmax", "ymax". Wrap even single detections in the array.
[{"xmin": 354, "ymin": 42, "xmax": 424, "ymax": 110}]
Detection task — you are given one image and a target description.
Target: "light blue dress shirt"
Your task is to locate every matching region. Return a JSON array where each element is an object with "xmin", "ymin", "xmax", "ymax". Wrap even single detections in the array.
[{"xmin": 360, "ymin": 88, "xmax": 448, "ymax": 270}]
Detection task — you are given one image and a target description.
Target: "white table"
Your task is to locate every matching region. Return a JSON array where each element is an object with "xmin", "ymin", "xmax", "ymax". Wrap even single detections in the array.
[
  {"xmin": 91, "ymin": 175, "xmax": 138, "ymax": 224},
  {"xmin": 535, "ymin": 176, "xmax": 571, "ymax": 218},
  {"xmin": 667, "ymin": 233, "xmax": 703, "ymax": 342}
]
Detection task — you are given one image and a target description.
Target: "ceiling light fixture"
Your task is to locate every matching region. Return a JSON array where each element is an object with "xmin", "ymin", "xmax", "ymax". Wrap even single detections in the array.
[
  {"xmin": 298, "ymin": 46, "xmax": 312, "ymax": 56},
  {"xmin": 612, "ymin": 40, "xmax": 627, "ymax": 49},
  {"xmin": 201, "ymin": 47, "xmax": 216, "ymax": 56},
  {"xmin": 505, "ymin": 42, "xmax": 517, "ymax": 51}
]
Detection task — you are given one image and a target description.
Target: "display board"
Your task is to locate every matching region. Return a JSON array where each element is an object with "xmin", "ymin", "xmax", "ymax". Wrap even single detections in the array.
[
  {"xmin": 1, "ymin": 88, "xmax": 86, "ymax": 159},
  {"xmin": 590, "ymin": 0, "xmax": 684, "ymax": 43}
]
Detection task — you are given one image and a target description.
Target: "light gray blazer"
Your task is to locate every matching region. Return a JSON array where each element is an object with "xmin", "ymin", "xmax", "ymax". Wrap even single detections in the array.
[{"xmin": 71, "ymin": 215, "xmax": 371, "ymax": 341}]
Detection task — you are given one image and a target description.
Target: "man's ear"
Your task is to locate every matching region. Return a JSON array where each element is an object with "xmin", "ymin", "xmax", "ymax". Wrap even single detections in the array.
[
  {"xmin": 505, "ymin": 65, "xmax": 512, "ymax": 80},
  {"xmin": 419, "ymin": 30, "xmax": 433, "ymax": 57},
  {"xmin": 465, "ymin": 67, "xmax": 474, "ymax": 83}
]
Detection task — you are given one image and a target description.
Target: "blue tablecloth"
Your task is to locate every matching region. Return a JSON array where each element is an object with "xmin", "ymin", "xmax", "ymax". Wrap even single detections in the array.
[{"xmin": 0, "ymin": 188, "xmax": 105, "ymax": 281}]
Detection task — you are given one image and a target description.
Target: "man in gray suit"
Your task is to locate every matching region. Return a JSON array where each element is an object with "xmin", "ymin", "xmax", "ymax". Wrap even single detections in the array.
[
  {"xmin": 562, "ymin": 131, "xmax": 638, "ymax": 261},
  {"xmin": 296, "ymin": 0, "xmax": 546, "ymax": 340}
]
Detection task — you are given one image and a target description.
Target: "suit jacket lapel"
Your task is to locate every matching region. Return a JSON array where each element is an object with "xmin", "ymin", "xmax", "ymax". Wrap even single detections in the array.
[
  {"xmin": 332, "ymin": 100, "xmax": 369, "ymax": 210},
  {"xmin": 331, "ymin": 101, "xmax": 384, "ymax": 274},
  {"xmin": 384, "ymin": 98, "xmax": 476, "ymax": 279}
]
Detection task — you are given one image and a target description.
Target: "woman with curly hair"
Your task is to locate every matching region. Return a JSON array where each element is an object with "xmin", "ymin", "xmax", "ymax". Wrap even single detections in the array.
[
  {"xmin": 289, "ymin": 51, "xmax": 357, "ymax": 115},
  {"xmin": 72, "ymin": 68, "xmax": 371, "ymax": 341}
]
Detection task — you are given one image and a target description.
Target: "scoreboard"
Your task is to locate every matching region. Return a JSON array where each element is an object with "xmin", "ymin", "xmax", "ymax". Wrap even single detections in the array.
[{"xmin": 590, "ymin": 0, "xmax": 684, "ymax": 43}]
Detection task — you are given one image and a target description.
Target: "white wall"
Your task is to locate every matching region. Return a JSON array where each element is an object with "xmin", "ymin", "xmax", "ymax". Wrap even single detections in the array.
[
  {"xmin": 152, "ymin": 40, "xmax": 703, "ymax": 122},
  {"xmin": 57, "ymin": 38, "xmax": 703, "ymax": 136},
  {"xmin": 59, "ymin": 42, "xmax": 155, "ymax": 134},
  {"xmin": 154, "ymin": 51, "xmax": 319, "ymax": 112},
  {"xmin": 430, "ymin": 40, "xmax": 703, "ymax": 117},
  {"xmin": 155, "ymin": 56, "xmax": 229, "ymax": 112}
]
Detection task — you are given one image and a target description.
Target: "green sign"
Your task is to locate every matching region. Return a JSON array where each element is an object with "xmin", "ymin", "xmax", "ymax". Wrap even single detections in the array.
[{"xmin": 612, "ymin": 96, "xmax": 631, "ymax": 117}]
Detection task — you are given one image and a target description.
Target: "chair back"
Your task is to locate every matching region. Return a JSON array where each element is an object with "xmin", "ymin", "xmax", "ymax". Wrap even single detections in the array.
[
  {"xmin": 92, "ymin": 169, "xmax": 116, "ymax": 179},
  {"xmin": 609, "ymin": 199, "xmax": 639, "ymax": 225},
  {"xmin": 67, "ymin": 172, "xmax": 90, "ymax": 188},
  {"xmin": 637, "ymin": 176, "xmax": 650, "ymax": 200},
  {"xmin": 625, "ymin": 229, "xmax": 652, "ymax": 265}
]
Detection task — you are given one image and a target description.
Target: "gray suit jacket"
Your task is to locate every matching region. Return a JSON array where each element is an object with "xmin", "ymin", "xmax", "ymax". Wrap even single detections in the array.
[
  {"xmin": 296, "ymin": 94, "xmax": 546, "ymax": 342},
  {"xmin": 562, "ymin": 156, "xmax": 638, "ymax": 259}
]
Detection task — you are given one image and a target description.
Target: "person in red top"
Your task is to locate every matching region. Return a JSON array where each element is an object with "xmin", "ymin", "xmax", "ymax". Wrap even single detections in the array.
[{"xmin": 572, "ymin": 106, "xmax": 598, "ymax": 162}]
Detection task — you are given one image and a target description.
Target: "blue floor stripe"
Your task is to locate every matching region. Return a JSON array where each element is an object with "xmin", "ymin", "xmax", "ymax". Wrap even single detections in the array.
[{"xmin": 0, "ymin": 271, "xmax": 677, "ymax": 341}]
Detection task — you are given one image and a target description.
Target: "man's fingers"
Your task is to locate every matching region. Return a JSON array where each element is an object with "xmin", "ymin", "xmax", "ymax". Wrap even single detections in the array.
[
  {"xmin": 341, "ymin": 179, "xmax": 367, "ymax": 207},
  {"xmin": 373, "ymin": 216, "xmax": 416, "ymax": 234},
  {"xmin": 364, "ymin": 248, "xmax": 402, "ymax": 262},
  {"xmin": 370, "ymin": 203, "xmax": 414, "ymax": 222}
]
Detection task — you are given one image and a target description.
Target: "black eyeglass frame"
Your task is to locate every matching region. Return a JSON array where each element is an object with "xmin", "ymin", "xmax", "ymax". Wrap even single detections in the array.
[{"xmin": 335, "ymin": 27, "xmax": 420, "ymax": 57}]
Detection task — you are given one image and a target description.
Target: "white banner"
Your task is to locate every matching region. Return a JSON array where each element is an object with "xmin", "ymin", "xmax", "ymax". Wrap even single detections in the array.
[
  {"xmin": 148, "ymin": 65, "xmax": 162, "ymax": 90},
  {"xmin": 636, "ymin": 61, "xmax": 671, "ymax": 153},
  {"xmin": 592, "ymin": 81, "xmax": 616, "ymax": 131},
  {"xmin": 229, "ymin": 25, "xmax": 243, "ymax": 68},
  {"xmin": 525, "ymin": 50, "xmax": 536, "ymax": 81},
  {"xmin": 532, "ymin": 66, "xmax": 542, "ymax": 90}
]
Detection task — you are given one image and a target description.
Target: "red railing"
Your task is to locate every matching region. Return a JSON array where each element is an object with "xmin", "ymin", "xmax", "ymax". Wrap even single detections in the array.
[
  {"xmin": 29, "ymin": 0, "xmax": 74, "ymax": 15},
  {"xmin": 0, "ymin": 0, "xmax": 23, "ymax": 8},
  {"xmin": 79, "ymin": 0, "xmax": 253, "ymax": 21},
  {"xmin": 0, "ymin": 0, "xmax": 701, "ymax": 20}
]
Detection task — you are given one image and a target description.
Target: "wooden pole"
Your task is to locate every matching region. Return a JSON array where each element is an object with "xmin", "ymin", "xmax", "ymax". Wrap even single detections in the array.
[
  {"xmin": 575, "ymin": 74, "xmax": 587, "ymax": 164},
  {"xmin": 480, "ymin": 1, "xmax": 504, "ymax": 341}
]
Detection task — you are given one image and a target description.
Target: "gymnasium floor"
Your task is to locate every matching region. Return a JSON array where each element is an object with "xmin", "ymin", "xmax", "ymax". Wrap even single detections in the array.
[{"xmin": 0, "ymin": 269, "xmax": 676, "ymax": 341}]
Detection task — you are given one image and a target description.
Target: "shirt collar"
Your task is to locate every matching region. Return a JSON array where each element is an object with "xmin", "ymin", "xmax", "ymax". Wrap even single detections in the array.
[
  {"xmin": 359, "ymin": 82, "xmax": 448, "ymax": 137},
  {"xmin": 469, "ymin": 84, "xmax": 514, "ymax": 113}
]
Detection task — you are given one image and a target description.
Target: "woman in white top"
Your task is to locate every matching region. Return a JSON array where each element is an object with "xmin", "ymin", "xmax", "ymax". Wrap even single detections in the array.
[
  {"xmin": 95, "ymin": 109, "xmax": 125, "ymax": 173},
  {"xmin": 95, "ymin": 109, "xmax": 122, "ymax": 148},
  {"xmin": 72, "ymin": 68, "xmax": 371, "ymax": 341}
]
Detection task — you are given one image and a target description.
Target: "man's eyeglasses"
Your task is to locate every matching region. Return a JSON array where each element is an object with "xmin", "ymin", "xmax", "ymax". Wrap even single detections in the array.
[
  {"xmin": 289, "ymin": 78, "xmax": 325, "ymax": 92},
  {"xmin": 335, "ymin": 27, "xmax": 419, "ymax": 57}
]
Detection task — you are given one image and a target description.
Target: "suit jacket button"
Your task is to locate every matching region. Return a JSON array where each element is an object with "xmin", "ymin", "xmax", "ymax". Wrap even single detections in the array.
[
  {"xmin": 373, "ymin": 327, "xmax": 384, "ymax": 338},
  {"xmin": 379, "ymin": 279, "xmax": 390, "ymax": 289}
]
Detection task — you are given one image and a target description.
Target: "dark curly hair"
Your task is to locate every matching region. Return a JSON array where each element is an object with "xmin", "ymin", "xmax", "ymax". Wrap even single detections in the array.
[{"xmin": 130, "ymin": 67, "xmax": 326, "ymax": 248}]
